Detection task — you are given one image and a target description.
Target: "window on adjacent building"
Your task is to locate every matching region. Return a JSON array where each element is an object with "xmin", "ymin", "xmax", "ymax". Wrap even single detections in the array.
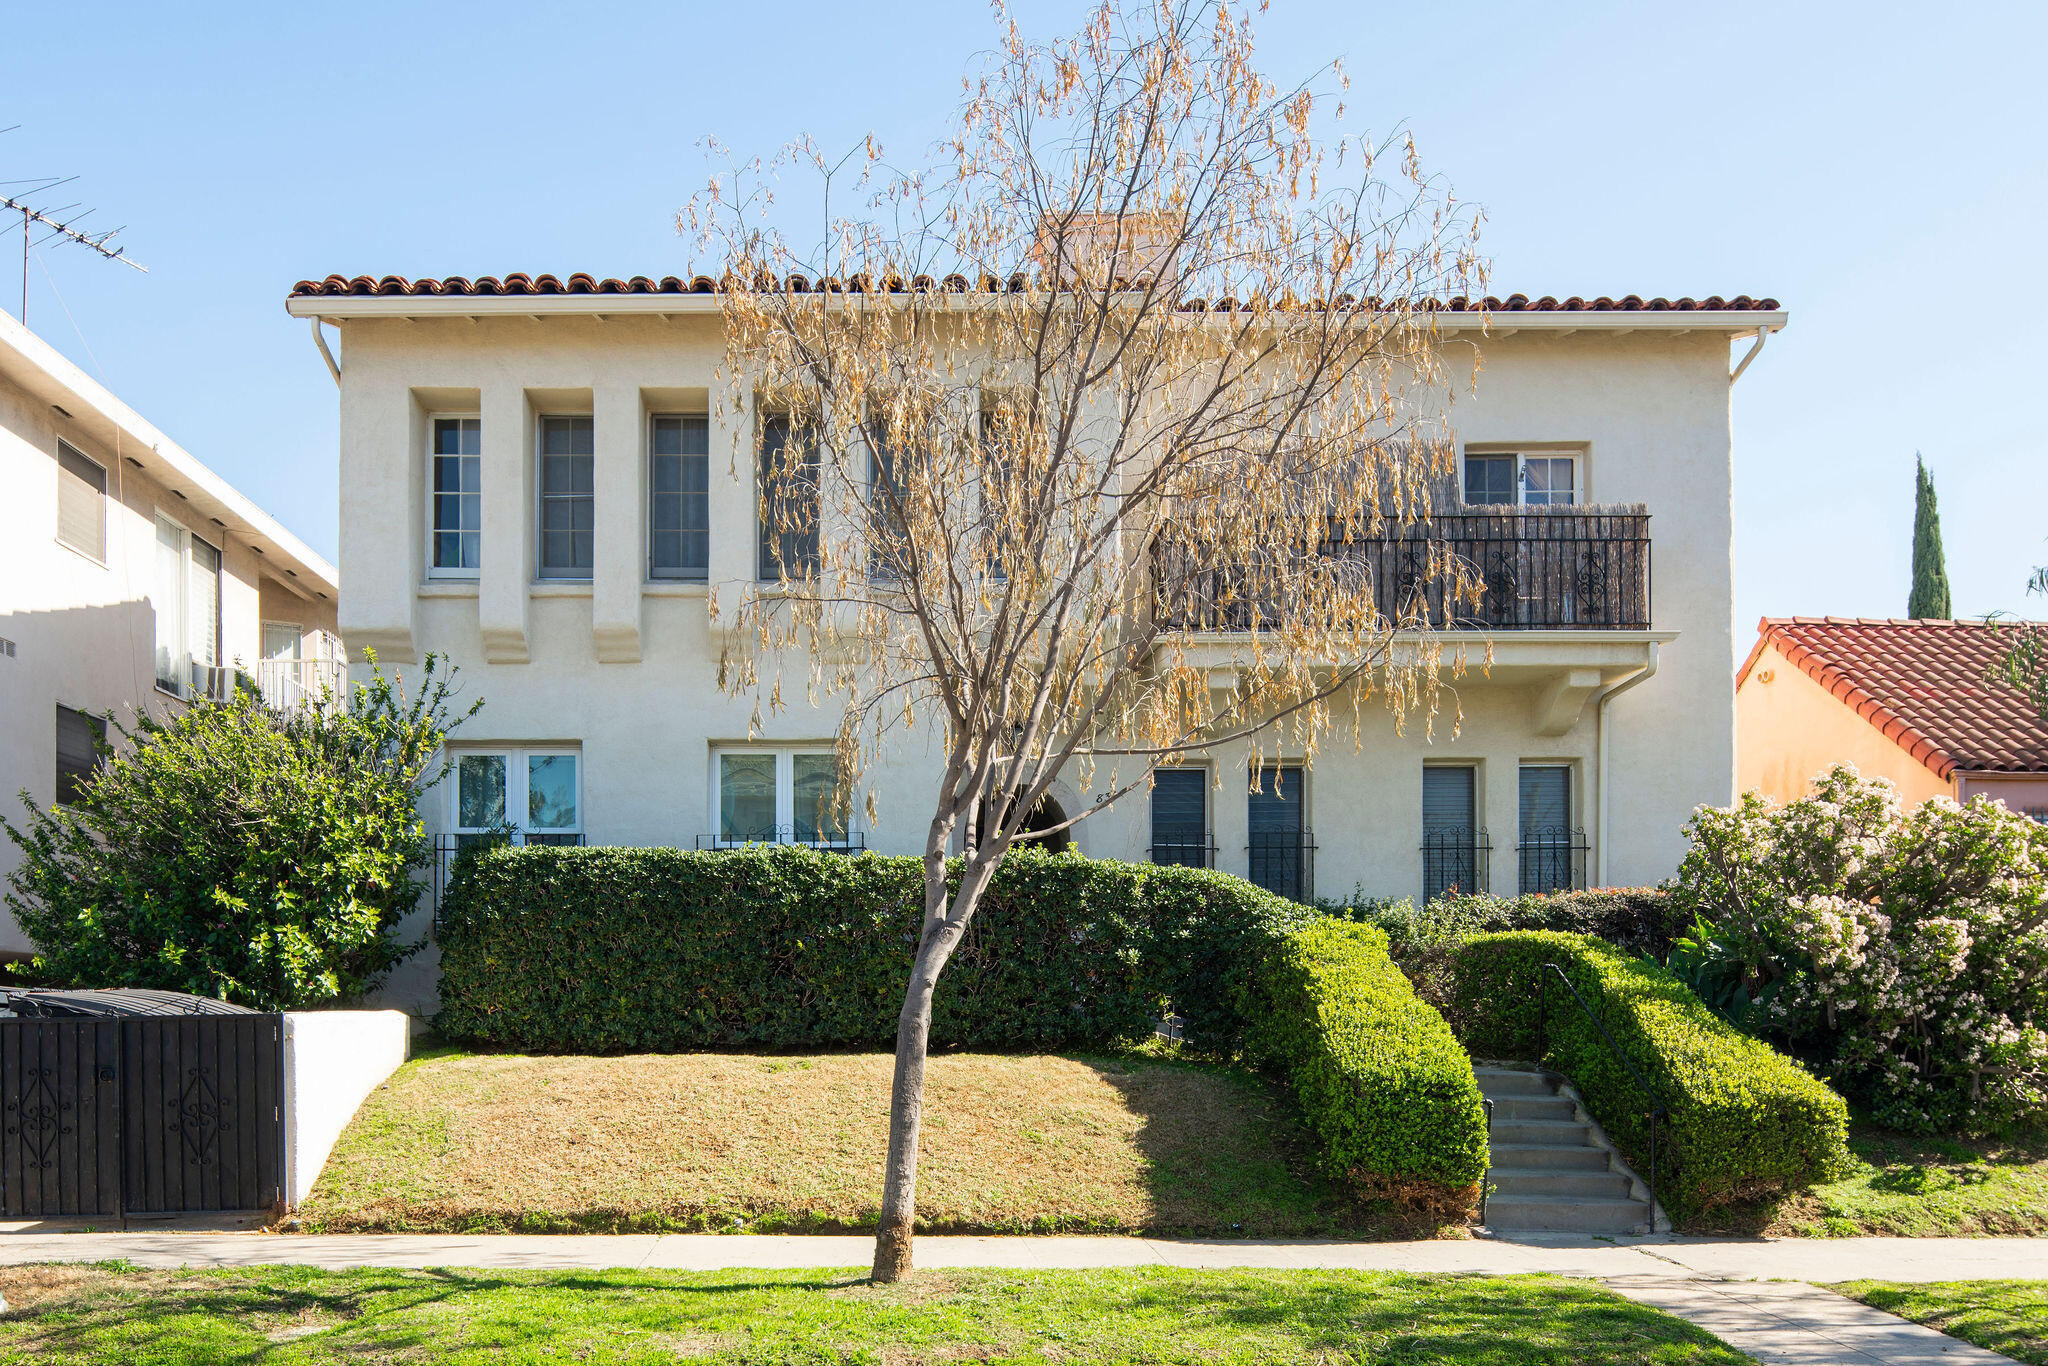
[
  {"xmin": 649, "ymin": 413, "xmax": 710, "ymax": 580},
  {"xmin": 538, "ymin": 416, "xmax": 595, "ymax": 579},
  {"xmin": 153, "ymin": 514, "xmax": 221, "ymax": 699},
  {"xmin": 1149, "ymin": 767, "xmax": 1210, "ymax": 868},
  {"xmin": 1463, "ymin": 452, "xmax": 1578, "ymax": 507},
  {"xmin": 1247, "ymin": 764, "xmax": 1309, "ymax": 901},
  {"xmin": 1518, "ymin": 763, "xmax": 1579, "ymax": 894},
  {"xmin": 758, "ymin": 412, "xmax": 820, "ymax": 581},
  {"xmin": 1422, "ymin": 764, "xmax": 1482, "ymax": 901},
  {"xmin": 451, "ymin": 747, "xmax": 582, "ymax": 845},
  {"xmin": 429, "ymin": 417, "xmax": 482, "ymax": 577},
  {"xmin": 56, "ymin": 440, "xmax": 107, "ymax": 562},
  {"xmin": 713, "ymin": 747, "xmax": 849, "ymax": 845},
  {"xmin": 55, "ymin": 705, "xmax": 105, "ymax": 804}
]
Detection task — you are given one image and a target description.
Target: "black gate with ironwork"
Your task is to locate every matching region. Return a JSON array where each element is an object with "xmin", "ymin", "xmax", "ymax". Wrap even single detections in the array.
[{"xmin": 1, "ymin": 1014, "xmax": 283, "ymax": 1218}]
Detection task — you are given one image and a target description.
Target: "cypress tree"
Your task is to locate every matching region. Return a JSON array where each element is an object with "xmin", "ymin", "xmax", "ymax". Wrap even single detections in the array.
[{"xmin": 1908, "ymin": 453, "xmax": 1952, "ymax": 619}]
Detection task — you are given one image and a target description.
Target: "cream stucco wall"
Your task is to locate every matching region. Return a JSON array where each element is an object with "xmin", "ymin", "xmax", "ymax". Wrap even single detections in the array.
[
  {"xmin": 1734, "ymin": 640, "xmax": 1953, "ymax": 805},
  {"xmin": 0, "ymin": 320, "xmax": 339, "ymax": 956},
  {"xmin": 322, "ymin": 311, "xmax": 1749, "ymax": 1015}
]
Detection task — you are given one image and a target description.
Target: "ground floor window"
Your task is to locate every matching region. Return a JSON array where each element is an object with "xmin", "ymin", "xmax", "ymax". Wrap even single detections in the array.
[
  {"xmin": 1149, "ymin": 767, "xmax": 1211, "ymax": 868},
  {"xmin": 450, "ymin": 747, "xmax": 582, "ymax": 845},
  {"xmin": 1517, "ymin": 763, "xmax": 1583, "ymax": 894},
  {"xmin": 1422, "ymin": 764, "xmax": 1486, "ymax": 902},
  {"xmin": 712, "ymin": 747, "xmax": 850, "ymax": 846},
  {"xmin": 1247, "ymin": 764, "xmax": 1311, "ymax": 902},
  {"xmin": 55, "ymin": 705, "xmax": 105, "ymax": 805}
]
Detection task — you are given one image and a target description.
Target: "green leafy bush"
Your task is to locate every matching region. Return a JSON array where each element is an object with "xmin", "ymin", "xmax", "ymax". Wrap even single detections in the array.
[
  {"xmin": 3, "ymin": 658, "xmax": 476, "ymax": 1009},
  {"xmin": 1448, "ymin": 930, "xmax": 1851, "ymax": 1218},
  {"xmin": 434, "ymin": 844, "xmax": 1308, "ymax": 1054},
  {"xmin": 1241, "ymin": 918, "xmax": 1487, "ymax": 1209},
  {"xmin": 1671, "ymin": 765, "xmax": 2048, "ymax": 1133}
]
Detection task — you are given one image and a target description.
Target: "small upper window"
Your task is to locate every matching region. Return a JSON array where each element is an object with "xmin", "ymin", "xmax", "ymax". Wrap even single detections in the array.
[
  {"xmin": 56, "ymin": 440, "xmax": 107, "ymax": 562},
  {"xmin": 153, "ymin": 514, "xmax": 222, "ymax": 700},
  {"xmin": 538, "ymin": 416, "xmax": 595, "ymax": 580},
  {"xmin": 650, "ymin": 414, "xmax": 710, "ymax": 581},
  {"xmin": 758, "ymin": 412, "xmax": 820, "ymax": 581},
  {"xmin": 430, "ymin": 418, "xmax": 481, "ymax": 577},
  {"xmin": 1463, "ymin": 452, "xmax": 1577, "ymax": 507}
]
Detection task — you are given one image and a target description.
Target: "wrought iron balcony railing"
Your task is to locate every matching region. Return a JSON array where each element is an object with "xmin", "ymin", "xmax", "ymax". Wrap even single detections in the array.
[
  {"xmin": 1248, "ymin": 829, "xmax": 1316, "ymax": 904},
  {"xmin": 1421, "ymin": 826, "xmax": 1491, "ymax": 902},
  {"xmin": 1156, "ymin": 508, "xmax": 1651, "ymax": 632},
  {"xmin": 1518, "ymin": 827, "xmax": 1591, "ymax": 895},
  {"xmin": 1148, "ymin": 824, "xmax": 1216, "ymax": 869}
]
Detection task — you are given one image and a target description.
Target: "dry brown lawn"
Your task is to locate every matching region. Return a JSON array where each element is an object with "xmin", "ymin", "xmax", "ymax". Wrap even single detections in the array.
[{"xmin": 297, "ymin": 1048, "xmax": 1370, "ymax": 1236}]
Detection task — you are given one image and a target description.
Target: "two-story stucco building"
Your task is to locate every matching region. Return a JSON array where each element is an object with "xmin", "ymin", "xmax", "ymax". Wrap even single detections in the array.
[
  {"xmin": 287, "ymin": 274, "xmax": 1782, "ymax": 1014},
  {"xmin": 0, "ymin": 311, "xmax": 343, "ymax": 956}
]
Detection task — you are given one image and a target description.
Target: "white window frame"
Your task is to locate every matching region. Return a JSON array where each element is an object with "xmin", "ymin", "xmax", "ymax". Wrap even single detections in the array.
[
  {"xmin": 152, "ymin": 511, "xmax": 222, "ymax": 700},
  {"xmin": 425, "ymin": 413, "xmax": 482, "ymax": 581},
  {"xmin": 709, "ymin": 745, "xmax": 852, "ymax": 847},
  {"xmin": 648, "ymin": 411, "xmax": 711, "ymax": 582},
  {"xmin": 447, "ymin": 745, "xmax": 584, "ymax": 841},
  {"xmin": 536, "ymin": 413, "xmax": 596, "ymax": 582},
  {"xmin": 1462, "ymin": 450, "xmax": 1580, "ymax": 507},
  {"xmin": 55, "ymin": 438, "xmax": 108, "ymax": 564}
]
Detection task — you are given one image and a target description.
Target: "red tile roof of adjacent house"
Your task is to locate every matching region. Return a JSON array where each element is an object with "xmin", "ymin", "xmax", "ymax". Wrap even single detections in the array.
[
  {"xmin": 285, "ymin": 273, "xmax": 1779, "ymax": 313},
  {"xmin": 1737, "ymin": 617, "xmax": 2048, "ymax": 778}
]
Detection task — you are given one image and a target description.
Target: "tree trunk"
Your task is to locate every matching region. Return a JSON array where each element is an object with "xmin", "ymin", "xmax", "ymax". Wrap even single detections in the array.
[{"xmin": 871, "ymin": 939, "xmax": 942, "ymax": 1282}]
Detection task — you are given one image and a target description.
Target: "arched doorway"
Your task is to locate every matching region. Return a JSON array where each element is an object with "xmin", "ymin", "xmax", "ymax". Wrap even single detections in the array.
[{"xmin": 971, "ymin": 793, "xmax": 1072, "ymax": 854}]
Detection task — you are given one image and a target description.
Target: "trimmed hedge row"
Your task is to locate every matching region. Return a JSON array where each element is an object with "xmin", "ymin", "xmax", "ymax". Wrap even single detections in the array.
[
  {"xmin": 435, "ymin": 844, "xmax": 1310, "ymax": 1055},
  {"xmin": 1448, "ymin": 931, "xmax": 1851, "ymax": 1218},
  {"xmin": 1419, "ymin": 888, "xmax": 1691, "ymax": 960},
  {"xmin": 1241, "ymin": 919, "xmax": 1488, "ymax": 1203}
]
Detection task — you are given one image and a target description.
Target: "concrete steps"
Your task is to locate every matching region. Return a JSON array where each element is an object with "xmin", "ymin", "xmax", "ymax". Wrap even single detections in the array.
[{"xmin": 1476, "ymin": 1066, "xmax": 1659, "ymax": 1235}]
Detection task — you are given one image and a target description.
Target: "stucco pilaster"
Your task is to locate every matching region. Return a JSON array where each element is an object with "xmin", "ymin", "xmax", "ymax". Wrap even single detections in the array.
[
  {"xmin": 477, "ymin": 380, "xmax": 530, "ymax": 663},
  {"xmin": 592, "ymin": 381, "xmax": 643, "ymax": 662},
  {"xmin": 707, "ymin": 386, "xmax": 755, "ymax": 622},
  {"xmin": 337, "ymin": 379, "xmax": 416, "ymax": 662}
]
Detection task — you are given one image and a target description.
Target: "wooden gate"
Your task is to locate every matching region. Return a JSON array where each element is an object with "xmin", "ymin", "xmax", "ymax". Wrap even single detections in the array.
[{"xmin": 1, "ymin": 1014, "xmax": 283, "ymax": 1218}]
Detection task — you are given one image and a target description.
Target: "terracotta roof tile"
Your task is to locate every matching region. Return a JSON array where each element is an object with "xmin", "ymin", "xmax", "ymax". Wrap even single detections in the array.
[
  {"xmin": 1739, "ymin": 617, "xmax": 2048, "ymax": 777},
  {"xmin": 285, "ymin": 274, "xmax": 1779, "ymax": 313}
]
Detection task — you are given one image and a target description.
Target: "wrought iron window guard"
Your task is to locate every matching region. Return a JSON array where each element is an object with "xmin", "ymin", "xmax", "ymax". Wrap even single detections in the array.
[
  {"xmin": 1537, "ymin": 961, "xmax": 1668, "ymax": 1230},
  {"xmin": 1517, "ymin": 826, "xmax": 1590, "ymax": 895},
  {"xmin": 693, "ymin": 830, "xmax": 868, "ymax": 854},
  {"xmin": 1148, "ymin": 826, "xmax": 1217, "ymax": 869},
  {"xmin": 430, "ymin": 831, "xmax": 585, "ymax": 932},
  {"xmin": 1421, "ymin": 826, "xmax": 1490, "ymax": 901},
  {"xmin": 1155, "ymin": 509, "xmax": 1651, "ymax": 632},
  {"xmin": 1247, "ymin": 829, "xmax": 1316, "ymax": 903}
]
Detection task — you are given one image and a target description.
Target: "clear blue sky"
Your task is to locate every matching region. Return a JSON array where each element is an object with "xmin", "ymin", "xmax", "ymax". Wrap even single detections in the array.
[{"xmin": 8, "ymin": 1, "xmax": 2044, "ymax": 640}]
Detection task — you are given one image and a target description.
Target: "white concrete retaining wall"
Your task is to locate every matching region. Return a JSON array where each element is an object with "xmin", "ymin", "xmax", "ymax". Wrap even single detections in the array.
[{"xmin": 282, "ymin": 1009, "xmax": 411, "ymax": 1206}]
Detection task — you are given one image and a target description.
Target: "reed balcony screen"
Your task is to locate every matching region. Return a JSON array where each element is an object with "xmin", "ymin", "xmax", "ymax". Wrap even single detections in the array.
[{"xmin": 1154, "ymin": 506, "xmax": 1651, "ymax": 633}]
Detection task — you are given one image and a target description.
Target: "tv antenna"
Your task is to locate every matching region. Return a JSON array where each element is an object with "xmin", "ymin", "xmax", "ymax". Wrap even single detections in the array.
[{"xmin": 2, "ymin": 132, "xmax": 148, "ymax": 325}]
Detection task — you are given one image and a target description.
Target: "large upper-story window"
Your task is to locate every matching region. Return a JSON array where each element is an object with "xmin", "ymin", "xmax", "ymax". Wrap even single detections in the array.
[
  {"xmin": 1463, "ymin": 452, "xmax": 1577, "ymax": 507},
  {"xmin": 451, "ymin": 746, "xmax": 582, "ymax": 845},
  {"xmin": 650, "ymin": 413, "xmax": 710, "ymax": 581},
  {"xmin": 55, "ymin": 439, "xmax": 107, "ymax": 563},
  {"xmin": 429, "ymin": 417, "xmax": 481, "ymax": 578},
  {"xmin": 538, "ymin": 416, "xmax": 595, "ymax": 580},
  {"xmin": 758, "ymin": 412, "xmax": 820, "ymax": 581},
  {"xmin": 153, "ymin": 513, "xmax": 221, "ymax": 699}
]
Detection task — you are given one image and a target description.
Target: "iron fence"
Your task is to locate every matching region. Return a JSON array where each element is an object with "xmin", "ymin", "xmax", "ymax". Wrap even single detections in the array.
[
  {"xmin": 430, "ymin": 832, "xmax": 585, "ymax": 931},
  {"xmin": 1148, "ymin": 825, "xmax": 1216, "ymax": 869},
  {"xmin": 1247, "ymin": 829, "xmax": 1316, "ymax": 903},
  {"xmin": 1518, "ymin": 827, "xmax": 1590, "ymax": 895},
  {"xmin": 693, "ymin": 830, "xmax": 868, "ymax": 853},
  {"xmin": 1421, "ymin": 826, "xmax": 1491, "ymax": 902},
  {"xmin": 1156, "ymin": 510, "xmax": 1651, "ymax": 632}
]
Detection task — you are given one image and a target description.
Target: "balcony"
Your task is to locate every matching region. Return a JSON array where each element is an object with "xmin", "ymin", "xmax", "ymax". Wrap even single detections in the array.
[
  {"xmin": 1156, "ymin": 507, "xmax": 1652, "ymax": 633},
  {"xmin": 257, "ymin": 656, "xmax": 347, "ymax": 711}
]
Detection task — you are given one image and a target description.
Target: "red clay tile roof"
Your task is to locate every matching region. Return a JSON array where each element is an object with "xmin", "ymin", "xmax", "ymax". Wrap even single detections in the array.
[
  {"xmin": 1738, "ymin": 617, "xmax": 2048, "ymax": 777},
  {"xmin": 286, "ymin": 273, "xmax": 1779, "ymax": 313}
]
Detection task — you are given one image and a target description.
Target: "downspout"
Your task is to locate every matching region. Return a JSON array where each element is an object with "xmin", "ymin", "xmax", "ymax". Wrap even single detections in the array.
[
  {"xmin": 1595, "ymin": 642, "xmax": 1659, "ymax": 886},
  {"xmin": 1729, "ymin": 325, "xmax": 1778, "ymax": 385},
  {"xmin": 309, "ymin": 317, "xmax": 340, "ymax": 385}
]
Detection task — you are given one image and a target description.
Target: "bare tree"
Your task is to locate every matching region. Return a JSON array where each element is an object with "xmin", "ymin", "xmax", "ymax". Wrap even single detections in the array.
[{"xmin": 685, "ymin": 0, "xmax": 1485, "ymax": 1281}]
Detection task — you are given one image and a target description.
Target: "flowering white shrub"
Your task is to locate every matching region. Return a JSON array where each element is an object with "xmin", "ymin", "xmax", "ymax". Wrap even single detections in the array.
[{"xmin": 1672, "ymin": 765, "xmax": 2047, "ymax": 1133}]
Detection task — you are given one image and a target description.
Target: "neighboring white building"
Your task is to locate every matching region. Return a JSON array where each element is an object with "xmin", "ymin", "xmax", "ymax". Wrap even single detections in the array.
[
  {"xmin": 288, "ymin": 274, "xmax": 1782, "ymax": 1015},
  {"xmin": 0, "ymin": 311, "xmax": 342, "ymax": 956}
]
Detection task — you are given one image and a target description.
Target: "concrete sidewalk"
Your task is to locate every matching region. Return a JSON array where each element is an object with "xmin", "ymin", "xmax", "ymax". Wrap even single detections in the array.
[{"xmin": 0, "ymin": 1230, "xmax": 2040, "ymax": 1280}]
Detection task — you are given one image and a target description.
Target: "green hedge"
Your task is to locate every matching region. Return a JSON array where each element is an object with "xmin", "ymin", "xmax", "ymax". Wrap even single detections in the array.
[
  {"xmin": 435, "ymin": 844, "xmax": 1308, "ymax": 1054},
  {"xmin": 1242, "ymin": 919, "xmax": 1488, "ymax": 1205},
  {"xmin": 1418, "ymin": 888, "xmax": 1690, "ymax": 960},
  {"xmin": 1448, "ymin": 931, "xmax": 1851, "ymax": 1218}
]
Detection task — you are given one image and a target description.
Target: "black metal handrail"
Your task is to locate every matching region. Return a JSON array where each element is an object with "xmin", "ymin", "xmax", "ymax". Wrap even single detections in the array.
[
  {"xmin": 431, "ymin": 831, "xmax": 586, "ymax": 933},
  {"xmin": 1155, "ymin": 510, "xmax": 1652, "ymax": 633},
  {"xmin": 1537, "ymin": 961, "xmax": 1668, "ymax": 1229},
  {"xmin": 1480, "ymin": 1096, "xmax": 1495, "ymax": 1226}
]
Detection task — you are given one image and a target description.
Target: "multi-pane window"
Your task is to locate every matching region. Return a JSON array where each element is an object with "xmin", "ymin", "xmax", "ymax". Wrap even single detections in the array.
[
  {"xmin": 869, "ymin": 418, "xmax": 914, "ymax": 578},
  {"xmin": 1422, "ymin": 764, "xmax": 1483, "ymax": 901},
  {"xmin": 538, "ymin": 416, "xmax": 595, "ymax": 579},
  {"xmin": 1149, "ymin": 768, "xmax": 1210, "ymax": 868},
  {"xmin": 55, "ymin": 705, "xmax": 105, "ymax": 804},
  {"xmin": 650, "ymin": 414, "xmax": 710, "ymax": 580},
  {"xmin": 451, "ymin": 748, "xmax": 582, "ymax": 845},
  {"xmin": 55, "ymin": 440, "xmax": 107, "ymax": 562},
  {"xmin": 1463, "ymin": 452, "xmax": 1578, "ymax": 507},
  {"xmin": 153, "ymin": 514, "xmax": 221, "ymax": 699},
  {"xmin": 430, "ymin": 417, "xmax": 481, "ymax": 576},
  {"xmin": 714, "ymin": 747, "xmax": 849, "ymax": 845},
  {"xmin": 1247, "ymin": 765, "xmax": 1309, "ymax": 901},
  {"xmin": 1518, "ymin": 764, "xmax": 1579, "ymax": 894},
  {"xmin": 758, "ymin": 413, "xmax": 820, "ymax": 581}
]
